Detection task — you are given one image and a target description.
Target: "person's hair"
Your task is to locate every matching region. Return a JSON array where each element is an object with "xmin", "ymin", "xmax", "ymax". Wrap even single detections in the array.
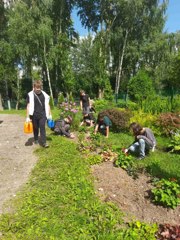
[
  {"xmin": 33, "ymin": 80, "xmax": 42, "ymax": 89},
  {"xmin": 67, "ymin": 115, "xmax": 73, "ymax": 123},
  {"xmin": 98, "ymin": 113, "xmax": 104, "ymax": 121},
  {"xmin": 129, "ymin": 122, "xmax": 143, "ymax": 135},
  {"xmin": 80, "ymin": 90, "xmax": 85, "ymax": 95}
]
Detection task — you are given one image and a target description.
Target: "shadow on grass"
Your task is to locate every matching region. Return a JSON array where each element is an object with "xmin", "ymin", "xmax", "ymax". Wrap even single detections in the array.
[{"xmin": 146, "ymin": 161, "xmax": 180, "ymax": 183}]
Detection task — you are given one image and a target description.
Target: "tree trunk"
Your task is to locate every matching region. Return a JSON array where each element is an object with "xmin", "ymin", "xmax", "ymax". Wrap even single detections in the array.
[
  {"xmin": 98, "ymin": 88, "xmax": 104, "ymax": 99},
  {"xmin": 43, "ymin": 38, "xmax": 54, "ymax": 103},
  {"xmin": 0, "ymin": 94, "xmax": 3, "ymax": 110},
  {"xmin": 15, "ymin": 76, "xmax": 21, "ymax": 110},
  {"xmin": 115, "ymin": 29, "xmax": 128, "ymax": 103}
]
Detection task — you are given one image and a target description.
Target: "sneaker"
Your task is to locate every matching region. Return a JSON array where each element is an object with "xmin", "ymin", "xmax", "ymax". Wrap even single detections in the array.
[
  {"xmin": 43, "ymin": 143, "xmax": 49, "ymax": 148},
  {"xmin": 34, "ymin": 140, "xmax": 39, "ymax": 145},
  {"xmin": 137, "ymin": 156, "xmax": 145, "ymax": 160}
]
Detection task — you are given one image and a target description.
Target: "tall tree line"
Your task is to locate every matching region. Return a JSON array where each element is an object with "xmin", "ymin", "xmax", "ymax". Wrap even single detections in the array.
[{"xmin": 0, "ymin": 0, "xmax": 179, "ymax": 109}]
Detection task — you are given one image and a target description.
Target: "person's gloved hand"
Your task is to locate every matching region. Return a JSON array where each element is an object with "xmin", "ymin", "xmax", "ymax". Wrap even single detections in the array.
[
  {"xmin": 48, "ymin": 115, "xmax": 52, "ymax": 120},
  {"xmin": 70, "ymin": 133, "xmax": 75, "ymax": 139},
  {"xmin": 26, "ymin": 117, "xmax": 31, "ymax": 122},
  {"xmin": 122, "ymin": 148, "xmax": 128, "ymax": 153},
  {"xmin": 124, "ymin": 148, "xmax": 128, "ymax": 153}
]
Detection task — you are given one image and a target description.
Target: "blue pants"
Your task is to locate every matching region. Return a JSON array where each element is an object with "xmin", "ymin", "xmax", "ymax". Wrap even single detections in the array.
[{"xmin": 129, "ymin": 139, "xmax": 151, "ymax": 157}]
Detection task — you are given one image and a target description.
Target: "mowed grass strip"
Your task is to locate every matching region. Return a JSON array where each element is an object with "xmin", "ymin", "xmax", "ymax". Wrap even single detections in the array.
[{"xmin": 0, "ymin": 136, "xmax": 124, "ymax": 240}]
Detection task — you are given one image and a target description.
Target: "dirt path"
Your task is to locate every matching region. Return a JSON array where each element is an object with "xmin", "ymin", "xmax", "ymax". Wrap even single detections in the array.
[{"xmin": 0, "ymin": 114, "xmax": 38, "ymax": 214}]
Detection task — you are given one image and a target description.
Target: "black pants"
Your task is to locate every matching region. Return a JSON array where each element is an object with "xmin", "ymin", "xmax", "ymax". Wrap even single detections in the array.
[{"xmin": 32, "ymin": 115, "xmax": 47, "ymax": 145}]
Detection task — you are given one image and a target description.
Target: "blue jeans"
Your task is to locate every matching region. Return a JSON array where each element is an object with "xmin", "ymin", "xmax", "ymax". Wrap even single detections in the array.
[{"xmin": 129, "ymin": 139, "xmax": 151, "ymax": 157}]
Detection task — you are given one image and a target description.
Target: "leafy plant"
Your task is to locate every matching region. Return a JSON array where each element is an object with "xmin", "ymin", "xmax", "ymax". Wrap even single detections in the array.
[
  {"xmin": 168, "ymin": 130, "xmax": 180, "ymax": 153},
  {"xmin": 114, "ymin": 151, "xmax": 133, "ymax": 170},
  {"xmin": 86, "ymin": 154, "xmax": 102, "ymax": 165},
  {"xmin": 151, "ymin": 178, "xmax": 180, "ymax": 209},
  {"xmin": 128, "ymin": 70, "xmax": 155, "ymax": 108},
  {"xmin": 122, "ymin": 221, "xmax": 158, "ymax": 240}
]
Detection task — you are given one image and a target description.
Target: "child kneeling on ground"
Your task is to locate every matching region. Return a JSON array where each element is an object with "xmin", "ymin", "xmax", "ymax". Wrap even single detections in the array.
[
  {"xmin": 52, "ymin": 116, "xmax": 75, "ymax": 139},
  {"xmin": 124, "ymin": 122, "xmax": 156, "ymax": 160}
]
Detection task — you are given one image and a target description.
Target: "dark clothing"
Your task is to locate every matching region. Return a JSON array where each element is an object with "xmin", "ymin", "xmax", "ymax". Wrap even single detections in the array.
[
  {"xmin": 27, "ymin": 92, "xmax": 46, "ymax": 118},
  {"xmin": 32, "ymin": 115, "xmax": 46, "ymax": 143},
  {"xmin": 80, "ymin": 94, "xmax": 90, "ymax": 108},
  {"xmin": 27, "ymin": 91, "xmax": 47, "ymax": 145},
  {"xmin": 96, "ymin": 116, "xmax": 112, "ymax": 136},
  {"xmin": 53, "ymin": 119, "xmax": 71, "ymax": 138},
  {"xmin": 97, "ymin": 116, "xmax": 112, "ymax": 127},
  {"xmin": 82, "ymin": 113, "xmax": 95, "ymax": 126}
]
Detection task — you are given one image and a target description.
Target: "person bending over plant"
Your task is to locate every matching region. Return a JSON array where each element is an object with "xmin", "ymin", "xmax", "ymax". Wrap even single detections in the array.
[
  {"xmin": 52, "ymin": 116, "xmax": 75, "ymax": 139},
  {"xmin": 94, "ymin": 113, "xmax": 112, "ymax": 138},
  {"xmin": 124, "ymin": 122, "xmax": 156, "ymax": 160}
]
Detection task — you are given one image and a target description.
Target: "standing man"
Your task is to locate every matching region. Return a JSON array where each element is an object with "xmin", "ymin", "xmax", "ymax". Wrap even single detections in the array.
[
  {"xmin": 26, "ymin": 80, "xmax": 52, "ymax": 148},
  {"xmin": 80, "ymin": 90, "xmax": 91, "ymax": 114}
]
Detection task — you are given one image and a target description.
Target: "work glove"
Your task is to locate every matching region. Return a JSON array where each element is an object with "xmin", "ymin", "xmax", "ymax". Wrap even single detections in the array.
[
  {"xmin": 48, "ymin": 115, "xmax": 52, "ymax": 120},
  {"xmin": 26, "ymin": 117, "xmax": 31, "ymax": 122},
  {"xmin": 124, "ymin": 149, "xmax": 128, "ymax": 153}
]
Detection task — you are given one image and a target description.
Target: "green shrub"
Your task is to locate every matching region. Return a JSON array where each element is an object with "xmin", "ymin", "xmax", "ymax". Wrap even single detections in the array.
[
  {"xmin": 168, "ymin": 130, "xmax": 180, "ymax": 153},
  {"xmin": 128, "ymin": 70, "xmax": 155, "ymax": 107},
  {"xmin": 114, "ymin": 151, "xmax": 133, "ymax": 170},
  {"xmin": 117, "ymin": 100, "xmax": 138, "ymax": 111},
  {"xmin": 100, "ymin": 108, "xmax": 132, "ymax": 132},
  {"xmin": 151, "ymin": 178, "xmax": 180, "ymax": 209},
  {"xmin": 94, "ymin": 99, "xmax": 115, "ymax": 112},
  {"xmin": 122, "ymin": 221, "xmax": 158, "ymax": 240},
  {"xmin": 57, "ymin": 92, "xmax": 64, "ymax": 105},
  {"xmin": 86, "ymin": 154, "xmax": 102, "ymax": 165},
  {"xmin": 142, "ymin": 95, "xmax": 171, "ymax": 114},
  {"xmin": 49, "ymin": 96, "xmax": 54, "ymax": 109}
]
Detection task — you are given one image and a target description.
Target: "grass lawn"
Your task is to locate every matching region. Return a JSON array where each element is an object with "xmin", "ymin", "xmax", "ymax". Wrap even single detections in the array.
[{"xmin": 0, "ymin": 110, "xmax": 179, "ymax": 239}]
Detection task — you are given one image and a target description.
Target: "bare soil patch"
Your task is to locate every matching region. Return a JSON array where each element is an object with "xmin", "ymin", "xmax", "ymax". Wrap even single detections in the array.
[
  {"xmin": 0, "ymin": 114, "xmax": 38, "ymax": 214},
  {"xmin": 91, "ymin": 161, "xmax": 180, "ymax": 225}
]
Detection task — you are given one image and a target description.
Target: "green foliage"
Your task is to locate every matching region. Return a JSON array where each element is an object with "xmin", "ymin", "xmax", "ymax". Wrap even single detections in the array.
[
  {"xmin": 100, "ymin": 108, "xmax": 132, "ymax": 132},
  {"xmin": 130, "ymin": 110, "xmax": 159, "ymax": 135},
  {"xmin": 0, "ymin": 136, "xmax": 125, "ymax": 239},
  {"xmin": 141, "ymin": 95, "xmax": 176, "ymax": 114},
  {"xmin": 49, "ymin": 96, "xmax": 54, "ymax": 110},
  {"xmin": 104, "ymin": 80, "xmax": 114, "ymax": 101},
  {"xmin": 128, "ymin": 70, "xmax": 155, "ymax": 107},
  {"xmin": 168, "ymin": 130, "xmax": 180, "ymax": 153},
  {"xmin": 117, "ymin": 100, "xmax": 138, "ymax": 111},
  {"xmin": 86, "ymin": 154, "xmax": 102, "ymax": 165},
  {"xmin": 57, "ymin": 92, "xmax": 64, "ymax": 105},
  {"xmin": 68, "ymin": 92, "xmax": 74, "ymax": 102},
  {"xmin": 122, "ymin": 221, "xmax": 158, "ymax": 240},
  {"xmin": 94, "ymin": 99, "xmax": 115, "ymax": 112},
  {"xmin": 151, "ymin": 178, "xmax": 180, "ymax": 209},
  {"xmin": 114, "ymin": 151, "xmax": 133, "ymax": 170}
]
